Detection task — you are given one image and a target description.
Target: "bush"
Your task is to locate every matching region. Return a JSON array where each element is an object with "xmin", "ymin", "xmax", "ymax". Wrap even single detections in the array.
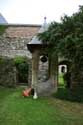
[
  {"xmin": 14, "ymin": 56, "xmax": 28, "ymax": 83},
  {"xmin": 0, "ymin": 25, "xmax": 8, "ymax": 35}
]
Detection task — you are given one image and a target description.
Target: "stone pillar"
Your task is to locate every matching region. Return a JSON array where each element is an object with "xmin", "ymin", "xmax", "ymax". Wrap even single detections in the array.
[
  {"xmin": 49, "ymin": 55, "xmax": 58, "ymax": 91},
  {"xmin": 31, "ymin": 50, "xmax": 39, "ymax": 98},
  {"xmin": 28, "ymin": 60, "xmax": 32, "ymax": 87}
]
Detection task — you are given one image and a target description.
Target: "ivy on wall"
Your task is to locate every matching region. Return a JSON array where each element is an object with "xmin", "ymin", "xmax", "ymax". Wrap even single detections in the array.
[
  {"xmin": 14, "ymin": 56, "xmax": 29, "ymax": 83},
  {"xmin": 0, "ymin": 25, "xmax": 8, "ymax": 35},
  {"xmin": 0, "ymin": 56, "xmax": 16, "ymax": 87}
]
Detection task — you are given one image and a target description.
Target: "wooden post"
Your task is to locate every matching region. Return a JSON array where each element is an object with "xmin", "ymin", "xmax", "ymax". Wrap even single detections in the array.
[{"xmin": 32, "ymin": 50, "xmax": 39, "ymax": 98}]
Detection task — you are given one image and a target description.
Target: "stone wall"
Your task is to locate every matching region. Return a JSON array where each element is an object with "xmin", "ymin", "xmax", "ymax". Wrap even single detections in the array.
[
  {"xmin": 0, "ymin": 25, "xmax": 41, "ymax": 87},
  {"xmin": 38, "ymin": 60, "xmax": 48, "ymax": 82},
  {"xmin": 0, "ymin": 57, "xmax": 16, "ymax": 87},
  {"xmin": 0, "ymin": 36, "xmax": 31, "ymax": 58},
  {"xmin": 71, "ymin": 67, "xmax": 83, "ymax": 90},
  {"xmin": 0, "ymin": 25, "xmax": 40, "ymax": 58}
]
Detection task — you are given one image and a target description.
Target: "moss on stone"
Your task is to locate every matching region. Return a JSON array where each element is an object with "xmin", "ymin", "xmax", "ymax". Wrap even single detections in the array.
[
  {"xmin": 0, "ymin": 25, "xmax": 8, "ymax": 35},
  {"xmin": 0, "ymin": 56, "xmax": 16, "ymax": 87}
]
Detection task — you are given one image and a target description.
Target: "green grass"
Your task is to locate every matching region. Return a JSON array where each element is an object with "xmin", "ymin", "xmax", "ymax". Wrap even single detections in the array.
[
  {"xmin": 58, "ymin": 73, "xmax": 65, "ymax": 86},
  {"xmin": 0, "ymin": 86, "xmax": 83, "ymax": 125}
]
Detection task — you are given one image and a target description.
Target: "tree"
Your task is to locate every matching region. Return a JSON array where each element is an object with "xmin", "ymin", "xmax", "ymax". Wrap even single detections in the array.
[
  {"xmin": 38, "ymin": 6, "xmax": 83, "ymax": 90},
  {"xmin": 38, "ymin": 6, "xmax": 83, "ymax": 66}
]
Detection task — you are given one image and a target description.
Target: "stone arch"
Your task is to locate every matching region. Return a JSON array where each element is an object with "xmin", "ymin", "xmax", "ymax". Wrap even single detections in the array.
[
  {"xmin": 58, "ymin": 60, "xmax": 71, "ymax": 88},
  {"xmin": 58, "ymin": 60, "xmax": 71, "ymax": 72}
]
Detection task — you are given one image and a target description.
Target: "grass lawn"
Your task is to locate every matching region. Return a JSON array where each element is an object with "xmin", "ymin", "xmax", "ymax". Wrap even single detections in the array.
[
  {"xmin": 58, "ymin": 73, "xmax": 65, "ymax": 87},
  {"xmin": 0, "ymin": 86, "xmax": 83, "ymax": 125}
]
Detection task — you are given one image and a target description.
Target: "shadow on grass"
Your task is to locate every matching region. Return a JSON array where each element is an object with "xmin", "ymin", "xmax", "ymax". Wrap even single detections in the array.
[{"xmin": 53, "ymin": 87, "xmax": 83, "ymax": 103}]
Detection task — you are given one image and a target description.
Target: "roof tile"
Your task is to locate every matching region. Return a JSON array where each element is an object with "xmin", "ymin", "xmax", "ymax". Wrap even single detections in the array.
[{"xmin": 5, "ymin": 25, "xmax": 41, "ymax": 39}]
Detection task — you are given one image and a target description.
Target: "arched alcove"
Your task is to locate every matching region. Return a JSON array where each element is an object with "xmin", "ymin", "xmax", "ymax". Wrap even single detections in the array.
[{"xmin": 58, "ymin": 60, "xmax": 71, "ymax": 88}]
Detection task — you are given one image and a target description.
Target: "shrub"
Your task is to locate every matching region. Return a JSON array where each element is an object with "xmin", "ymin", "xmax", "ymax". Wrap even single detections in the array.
[{"xmin": 14, "ymin": 56, "xmax": 28, "ymax": 83}]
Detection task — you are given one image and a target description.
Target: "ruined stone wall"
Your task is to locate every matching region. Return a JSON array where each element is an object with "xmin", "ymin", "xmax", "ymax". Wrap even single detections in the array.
[
  {"xmin": 0, "ymin": 56, "xmax": 16, "ymax": 87},
  {"xmin": 71, "ymin": 66, "xmax": 83, "ymax": 91},
  {"xmin": 0, "ymin": 25, "xmax": 40, "ymax": 86},
  {"xmin": 0, "ymin": 35, "xmax": 31, "ymax": 58},
  {"xmin": 0, "ymin": 25, "xmax": 40, "ymax": 58}
]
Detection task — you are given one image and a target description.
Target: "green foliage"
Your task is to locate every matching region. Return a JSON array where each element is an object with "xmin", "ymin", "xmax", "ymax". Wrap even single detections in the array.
[
  {"xmin": 14, "ymin": 56, "xmax": 28, "ymax": 82},
  {"xmin": 0, "ymin": 57, "xmax": 16, "ymax": 87},
  {"xmin": 54, "ymin": 87, "xmax": 83, "ymax": 102},
  {"xmin": 38, "ymin": 6, "xmax": 83, "ymax": 70},
  {"xmin": 58, "ymin": 73, "xmax": 65, "ymax": 86},
  {"xmin": 14, "ymin": 56, "xmax": 27, "ymax": 66},
  {"xmin": 17, "ymin": 62, "xmax": 28, "ymax": 81},
  {"xmin": 0, "ymin": 56, "xmax": 14, "ymax": 65},
  {"xmin": 0, "ymin": 25, "xmax": 8, "ymax": 35},
  {"xmin": 0, "ymin": 56, "xmax": 4, "ymax": 64}
]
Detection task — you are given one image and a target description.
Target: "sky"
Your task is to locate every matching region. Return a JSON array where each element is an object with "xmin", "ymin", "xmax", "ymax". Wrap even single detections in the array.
[{"xmin": 0, "ymin": 0, "xmax": 83, "ymax": 24}]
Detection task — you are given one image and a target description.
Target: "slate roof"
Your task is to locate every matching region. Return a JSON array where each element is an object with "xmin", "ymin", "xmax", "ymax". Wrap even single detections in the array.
[
  {"xmin": 0, "ymin": 13, "xmax": 8, "ymax": 24},
  {"xmin": 28, "ymin": 17, "xmax": 48, "ymax": 44}
]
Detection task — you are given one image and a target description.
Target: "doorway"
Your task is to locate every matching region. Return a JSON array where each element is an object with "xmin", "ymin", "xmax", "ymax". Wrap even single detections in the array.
[
  {"xmin": 14, "ymin": 56, "xmax": 29, "ymax": 85},
  {"xmin": 58, "ymin": 60, "xmax": 71, "ymax": 88}
]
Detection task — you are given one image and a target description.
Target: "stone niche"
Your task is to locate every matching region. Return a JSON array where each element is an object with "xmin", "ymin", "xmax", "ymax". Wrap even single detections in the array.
[{"xmin": 0, "ymin": 56, "xmax": 16, "ymax": 87}]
